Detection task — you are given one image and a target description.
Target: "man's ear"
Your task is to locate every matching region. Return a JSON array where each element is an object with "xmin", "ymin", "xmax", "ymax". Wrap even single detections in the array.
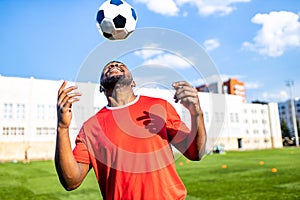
[{"xmin": 131, "ymin": 81, "xmax": 136, "ymax": 88}]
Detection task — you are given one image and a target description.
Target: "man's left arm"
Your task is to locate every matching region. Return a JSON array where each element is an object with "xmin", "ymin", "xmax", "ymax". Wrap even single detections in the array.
[{"xmin": 173, "ymin": 81, "xmax": 207, "ymax": 161}]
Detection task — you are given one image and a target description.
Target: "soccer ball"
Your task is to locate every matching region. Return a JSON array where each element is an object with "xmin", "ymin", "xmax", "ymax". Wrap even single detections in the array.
[{"xmin": 96, "ymin": 0, "xmax": 138, "ymax": 40}]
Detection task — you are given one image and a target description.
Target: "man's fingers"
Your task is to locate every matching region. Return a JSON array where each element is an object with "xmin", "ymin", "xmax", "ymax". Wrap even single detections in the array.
[
  {"xmin": 57, "ymin": 86, "xmax": 79, "ymax": 105},
  {"xmin": 173, "ymin": 81, "xmax": 202, "ymax": 116},
  {"xmin": 172, "ymin": 81, "xmax": 191, "ymax": 89},
  {"xmin": 59, "ymin": 98, "xmax": 80, "ymax": 113},
  {"xmin": 59, "ymin": 93, "xmax": 81, "ymax": 109},
  {"xmin": 174, "ymin": 86, "xmax": 198, "ymax": 101},
  {"xmin": 58, "ymin": 81, "xmax": 67, "ymax": 96},
  {"xmin": 173, "ymin": 81, "xmax": 199, "ymax": 108}
]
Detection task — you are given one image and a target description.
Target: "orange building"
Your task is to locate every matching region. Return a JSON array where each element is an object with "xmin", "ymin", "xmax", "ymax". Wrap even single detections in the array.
[
  {"xmin": 223, "ymin": 78, "xmax": 246, "ymax": 102},
  {"xmin": 196, "ymin": 78, "xmax": 246, "ymax": 102}
]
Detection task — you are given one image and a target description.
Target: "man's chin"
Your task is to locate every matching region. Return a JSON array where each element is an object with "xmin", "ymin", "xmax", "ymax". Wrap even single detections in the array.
[{"xmin": 101, "ymin": 75, "xmax": 124, "ymax": 90}]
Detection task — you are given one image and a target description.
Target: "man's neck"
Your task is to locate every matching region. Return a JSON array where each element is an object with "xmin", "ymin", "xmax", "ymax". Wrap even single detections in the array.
[{"xmin": 106, "ymin": 86, "xmax": 136, "ymax": 107}]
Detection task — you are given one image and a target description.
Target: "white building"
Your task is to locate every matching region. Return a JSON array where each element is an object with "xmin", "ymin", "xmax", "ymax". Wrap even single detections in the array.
[{"xmin": 0, "ymin": 75, "xmax": 282, "ymax": 161}]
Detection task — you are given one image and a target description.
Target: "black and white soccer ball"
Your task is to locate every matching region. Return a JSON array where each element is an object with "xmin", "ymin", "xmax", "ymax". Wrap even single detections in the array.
[{"xmin": 96, "ymin": 0, "xmax": 138, "ymax": 40}]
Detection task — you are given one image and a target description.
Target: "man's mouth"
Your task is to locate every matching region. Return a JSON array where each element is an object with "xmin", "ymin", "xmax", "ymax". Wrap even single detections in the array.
[{"xmin": 107, "ymin": 66, "xmax": 124, "ymax": 75}]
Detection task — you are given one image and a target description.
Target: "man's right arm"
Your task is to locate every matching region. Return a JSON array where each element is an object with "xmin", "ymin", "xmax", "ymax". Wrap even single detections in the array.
[{"xmin": 55, "ymin": 81, "xmax": 89, "ymax": 191}]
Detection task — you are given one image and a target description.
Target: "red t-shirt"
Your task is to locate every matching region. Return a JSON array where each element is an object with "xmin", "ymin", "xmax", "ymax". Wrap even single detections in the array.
[{"xmin": 73, "ymin": 95, "xmax": 191, "ymax": 200}]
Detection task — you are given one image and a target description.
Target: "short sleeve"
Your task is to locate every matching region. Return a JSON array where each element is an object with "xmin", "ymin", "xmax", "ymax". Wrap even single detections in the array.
[
  {"xmin": 73, "ymin": 127, "xmax": 91, "ymax": 164},
  {"xmin": 165, "ymin": 101, "xmax": 190, "ymax": 145}
]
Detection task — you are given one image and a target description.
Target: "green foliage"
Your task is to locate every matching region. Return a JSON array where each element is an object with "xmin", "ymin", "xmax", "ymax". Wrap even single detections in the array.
[
  {"xmin": 0, "ymin": 148, "xmax": 300, "ymax": 200},
  {"xmin": 297, "ymin": 118, "xmax": 300, "ymax": 137},
  {"xmin": 281, "ymin": 119, "xmax": 290, "ymax": 137}
]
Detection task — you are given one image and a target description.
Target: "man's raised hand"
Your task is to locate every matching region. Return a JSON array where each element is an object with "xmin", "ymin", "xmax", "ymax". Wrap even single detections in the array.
[
  {"xmin": 57, "ymin": 81, "xmax": 81, "ymax": 129},
  {"xmin": 173, "ymin": 81, "xmax": 202, "ymax": 116}
]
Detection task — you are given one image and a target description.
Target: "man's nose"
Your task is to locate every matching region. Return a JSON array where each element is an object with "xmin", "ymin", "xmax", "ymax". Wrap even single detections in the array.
[{"xmin": 109, "ymin": 64, "xmax": 119, "ymax": 68}]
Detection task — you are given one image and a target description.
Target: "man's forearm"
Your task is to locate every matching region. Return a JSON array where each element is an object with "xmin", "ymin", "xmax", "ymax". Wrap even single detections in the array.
[
  {"xmin": 55, "ymin": 127, "xmax": 82, "ymax": 190},
  {"xmin": 193, "ymin": 111, "xmax": 207, "ymax": 158},
  {"xmin": 185, "ymin": 111, "xmax": 207, "ymax": 160}
]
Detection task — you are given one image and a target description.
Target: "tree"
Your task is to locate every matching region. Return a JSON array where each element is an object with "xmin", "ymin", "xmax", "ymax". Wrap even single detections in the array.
[
  {"xmin": 281, "ymin": 119, "xmax": 290, "ymax": 138},
  {"xmin": 297, "ymin": 118, "xmax": 300, "ymax": 136}
]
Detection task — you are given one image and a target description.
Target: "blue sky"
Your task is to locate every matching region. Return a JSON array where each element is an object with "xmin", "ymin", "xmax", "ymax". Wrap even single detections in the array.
[{"xmin": 0, "ymin": 0, "xmax": 299, "ymax": 103}]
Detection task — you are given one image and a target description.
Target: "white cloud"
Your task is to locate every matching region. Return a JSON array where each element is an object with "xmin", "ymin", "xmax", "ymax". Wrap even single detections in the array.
[
  {"xmin": 192, "ymin": 74, "xmax": 245, "ymax": 86},
  {"xmin": 176, "ymin": 0, "xmax": 251, "ymax": 16},
  {"xmin": 261, "ymin": 90, "xmax": 289, "ymax": 102},
  {"xmin": 134, "ymin": 49, "xmax": 164, "ymax": 59},
  {"xmin": 243, "ymin": 11, "xmax": 300, "ymax": 57},
  {"xmin": 134, "ymin": 48, "xmax": 194, "ymax": 69},
  {"xmin": 203, "ymin": 38, "xmax": 220, "ymax": 51},
  {"xmin": 135, "ymin": 0, "xmax": 251, "ymax": 16},
  {"xmin": 143, "ymin": 53, "xmax": 192, "ymax": 69},
  {"xmin": 191, "ymin": 78, "xmax": 205, "ymax": 86},
  {"xmin": 244, "ymin": 81, "xmax": 263, "ymax": 89},
  {"xmin": 134, "ymin": 0, "xmax": 179, "ymax": 16}
]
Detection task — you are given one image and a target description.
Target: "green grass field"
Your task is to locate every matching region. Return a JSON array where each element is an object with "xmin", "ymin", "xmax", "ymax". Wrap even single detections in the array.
[{"xmin": 0, "ymin": 147, "xmax": 299, "ymax": 200}]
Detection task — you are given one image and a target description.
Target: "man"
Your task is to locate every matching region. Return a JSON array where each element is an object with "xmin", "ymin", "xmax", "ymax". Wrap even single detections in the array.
[{"xmin": 55, "ymin": 61, "xmax": 207, "ymax": 200}]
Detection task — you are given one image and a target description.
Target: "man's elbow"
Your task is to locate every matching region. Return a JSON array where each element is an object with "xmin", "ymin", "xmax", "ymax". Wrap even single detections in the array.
[
  {"xmin": 58, "ymin": 175, "xmax": 82, "ymax": 191},
  {"xmin": 189, "ymin": 153, "xmax": 204, "ymax": 161},
  {"xmin": 64, "ymin": 184, "xmax": 80, "ymax": 191},
  {"xmin": 61, "ymin": 180, "xmax": 81, "ymax": 191},
  {"xmin": 184, "ymin": 150, "xmax": 204, "ymax": 161},
  {"xmin": 185, "ymin": 143, "xmax": 206, "ymax": 161}
]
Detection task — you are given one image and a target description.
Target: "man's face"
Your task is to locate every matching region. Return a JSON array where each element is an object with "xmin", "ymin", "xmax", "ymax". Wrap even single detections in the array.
[
  {"xmin": 102, "ymin": 61, "xmax": 128, "ymax": 79},
  {"xmin": 100, "ymin": 61, "xmax": 133, "ymax": 91}
]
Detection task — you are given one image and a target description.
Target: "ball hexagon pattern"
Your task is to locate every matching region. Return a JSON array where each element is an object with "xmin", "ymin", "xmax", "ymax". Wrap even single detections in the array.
[{"xmin": 96, "ymin": 0, "xmax": 138, "ymax": 40}]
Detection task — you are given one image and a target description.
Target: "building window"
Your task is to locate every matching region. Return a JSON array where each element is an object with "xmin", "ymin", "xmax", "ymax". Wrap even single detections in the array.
[
  {"xmin": 3, "ymin": 127, "xmax": 9, "ymax": 135},
  {"xmin": 16, "ymin": 104, "xmax": 26, "ymax": 119},
  {"xmin": 235, "ymin": 113, "xmax": 239, "ymax": 123},
  {"xmin": 17, "ymin": 127, "xmax": 25, "ymax": 135},
  {"xmin": 204, "ymin": 111, "xmax": 209, "ymax": 123},
  {"xmin": 3, "ymin": 103, "xmax": 13, "ymax": 119},
  {"xmin": 229, "ymin": 113, "xmax": 239, "ymax": 123},
  {"xmin": 36, "ymin": 104, "xmax": 46, "ymax": 120},
  {"xmin": 11, "ymin": 127, "xmax": 17, "ymax": 135},
  {"xmin": 2, "ymin": 127, "xmax": 24, "ymax": 136},
  {"xmin": 214, "ymin": 112, "xmax": 225, "ymax": 123},
  {"xmin": 230, "ymin": 113, "xmax": 234, "ymax": 123},
  {"xmin": 264, "ymin": 139, "xmax": 270, "ymax": 143},
  {"xmin": 215, "ymin": 112, "xmax": 220, "ymax": 122},
  {"xmin": 48, "ymin": 105, "xmax": 56, "ymax": 120},
  {"xmin": 36, "ymin": 127, "xmax": 56, "ymax": 135}
]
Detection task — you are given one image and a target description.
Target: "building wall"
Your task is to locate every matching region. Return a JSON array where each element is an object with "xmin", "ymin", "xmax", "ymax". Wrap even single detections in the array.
[
  {"xmin": 268, "ymin": 103, "xmax": 284, "ymax": 148},
  {"xmin": 0, "ymin": 76, "xmax": 282, "ymax": 161}
]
